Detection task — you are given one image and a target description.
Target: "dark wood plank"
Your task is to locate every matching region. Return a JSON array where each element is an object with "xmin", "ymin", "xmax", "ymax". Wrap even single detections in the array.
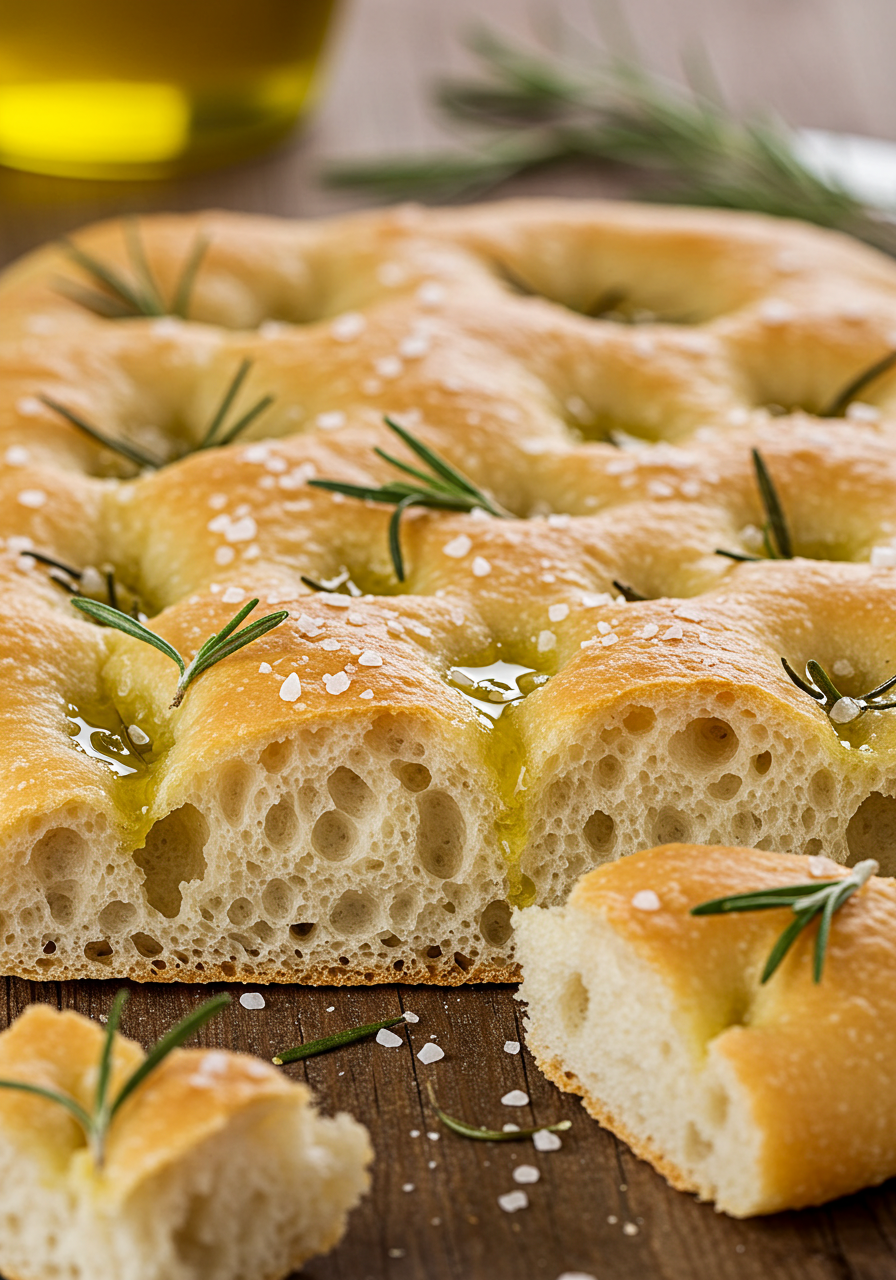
[{"xmin": 4, "ymin": 978, "xmax": 896, "ymax": 1280}]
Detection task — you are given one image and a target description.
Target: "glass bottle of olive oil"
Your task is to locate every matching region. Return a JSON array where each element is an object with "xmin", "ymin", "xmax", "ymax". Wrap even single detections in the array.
[{"xmin": 0, "ymin": 0, "xmax": 336, "ymax": 179}]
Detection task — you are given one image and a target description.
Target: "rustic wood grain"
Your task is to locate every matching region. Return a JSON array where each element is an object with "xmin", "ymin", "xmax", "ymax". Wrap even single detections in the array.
[{"xmin": 4, "ymin": 1, "xmax": 896, "ymax": 1276}]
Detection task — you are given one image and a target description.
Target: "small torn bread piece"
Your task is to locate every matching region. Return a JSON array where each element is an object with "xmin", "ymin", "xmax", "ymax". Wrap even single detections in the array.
[
  {"xmin": 0, "ymin": 1003, "xmax": 372, "ymax": 1280},
  {"xmin": 515, "ymin": 843, "xmax": 896, "ymax": 1216}
]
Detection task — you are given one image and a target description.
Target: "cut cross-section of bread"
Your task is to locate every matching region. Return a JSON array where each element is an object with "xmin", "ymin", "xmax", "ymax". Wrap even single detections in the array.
[
  {"xmin": 0, "ymin": 1003, "xmax": 372, "ymax": 1280},
  {"xmin": 515, "ymin": 843, "xmax": 896, "ymax": 1216}
]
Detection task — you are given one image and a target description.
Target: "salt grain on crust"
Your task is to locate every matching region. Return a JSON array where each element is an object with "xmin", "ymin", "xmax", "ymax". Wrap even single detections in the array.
[
  {"xmin": 323, "ymin": 672, "xmax": 351, "ymax": 695},
  {"xmin": 17, "ymin": 489, "xmax": 46, "ymax": 508},
  {"xmin": 443, "ymin": 534, "xmax": 472, "ymax": 558},
  {"xmin": 279, "ymin": 673, "xmax": 302, "ymax": 702},
  {"xmin": 632, "ymin": 889, "xmax": 661, "ymax": 912},
  {"xmin": 548, "ymin": 604, "xmax": 569, "ymax": 622},
  {"xmin": 358, "ymin": 651, "xmax": 383, "ymax": 667},
  {"xmin": 471, "ymin": 556, "xmax": 491, "ymax": 577}
]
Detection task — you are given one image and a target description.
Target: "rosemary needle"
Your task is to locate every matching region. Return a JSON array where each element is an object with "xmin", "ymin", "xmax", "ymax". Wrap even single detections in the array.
[
  {"xmin": 40, "ymin": 360, "xmax": 273, "ymax": 471},
  {"xmin": 309, "ymin": 415, "xmax": 512, "ymax": 581},
  {"xmin": 272, "ymin": 1015, "xmax": 406, "ymax": 1064},
  {"xmin": 59, "ymin": 221, "xmax": 209, "ymax": 320},
  {"xmin": 425, "ymin": 1083, "xmax": 571, "ymax": 1142},
  {"xmin": 716, "ymin": 448, "xmax": 792, "ymax": 562},
  {"xmin": 0, "ymin": 991, "xmax": 229, "ymax": 1168},
  {"xmin": 691, "ymin": 859, "xmax": 878, "ymax": 983},
  {"xmin": 71, "ymin": 597, "xmax": 288, "ymax": 708},
  {"xmin": 328, "ymin": 26, "xmax": 896, "ymax": 259},
  {"xmin": 781, "ymin": 656, "xmax": 896, "ymax": 724},
  {"xmin": 822, "ymin": 349, "xmax": 896, "ymax": 418}
]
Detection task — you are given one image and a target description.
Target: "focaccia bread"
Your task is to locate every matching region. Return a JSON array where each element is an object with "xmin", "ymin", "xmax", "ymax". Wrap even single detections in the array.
[
  {"xmin": 4, "ymin": 201, "xmax": 896, "ymax": 983},
  {"xmin": 515, "ymin": 843, "xmax": 896, "ymax": 1217},
  {"xmin": 0, "ymin": 1003, "xmax": 371, "ymax": 1280}
]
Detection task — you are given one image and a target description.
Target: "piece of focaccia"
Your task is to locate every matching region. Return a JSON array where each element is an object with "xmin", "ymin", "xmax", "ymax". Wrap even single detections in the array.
[{"xmin": 515, "ymin": 843, "xmax": 896, "ymax": 1216}]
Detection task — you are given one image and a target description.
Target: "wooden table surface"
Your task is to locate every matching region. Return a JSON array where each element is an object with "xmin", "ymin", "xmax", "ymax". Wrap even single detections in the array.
[{"xmin": 5, "ymin": 2, "xmax": 896, "ymax": 1278}]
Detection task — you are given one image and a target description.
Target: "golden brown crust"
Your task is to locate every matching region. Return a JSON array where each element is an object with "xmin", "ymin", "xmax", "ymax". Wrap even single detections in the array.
[
  {"xmin": 541, "ymin": 845, "xmax": 896, "ymax": 1213},
  {"xmin": 6, "ymin": 201, "xmax": 896, "ymax": 981}
]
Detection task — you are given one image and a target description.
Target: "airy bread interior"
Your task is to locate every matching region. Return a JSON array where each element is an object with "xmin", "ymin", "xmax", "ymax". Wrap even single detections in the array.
[{"xmin": 514, "ymin": 899, "xmax": 763, "ymax": 1215}]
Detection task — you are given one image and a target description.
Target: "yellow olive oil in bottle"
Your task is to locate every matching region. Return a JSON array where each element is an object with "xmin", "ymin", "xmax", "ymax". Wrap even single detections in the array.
[{"xmin": 0, "ymin": 0, "xmax": 336, "ymax": 178}]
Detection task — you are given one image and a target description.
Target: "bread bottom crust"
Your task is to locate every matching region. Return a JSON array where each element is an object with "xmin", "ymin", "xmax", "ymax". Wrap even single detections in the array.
[{"xmin": 2, "ymin": 958, "xmax": 520, "ymax": 986}]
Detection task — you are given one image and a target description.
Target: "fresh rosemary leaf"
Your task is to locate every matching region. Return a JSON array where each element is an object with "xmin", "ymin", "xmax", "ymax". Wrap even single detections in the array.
[
  {"xmin": 272, "ymin": 1015, "xmax": 406, "ymax": 1064},
  {"xmin": 822, "ymin": 349, "xmax": 896, "ymax": 418},
  {"xmin": 425, "ymin": 1083, "xmax": 571, "ymax": 1142},
  {"xmin": 716, "ymin": 449, "xmax": 792, "ymax": 562},
  {"xmin": 309, "ymin": 416, "xmax": 511, "ymax": 581},
  {"xmin": 691, "ymin": 857, "xmax": 878, "ymax": 982},
  {"xmin": 40, "ymin": 396, "xmax": 163, "ymax": 470},
  {"xmin": 198, "ymin": 358, "xmax": 274, "ymax": 450},
  {"xmin": 300, "ymin": 570, "xmax": 363, "ymax": 597},
  {"xmin": 612, "ymin": 579, "xmax": 646, "ymax": 601},
  {"xmin": 70, "ymin": 597, "xmax": 288, "ymax": 708},
  {"xmin": 781, "ymin": 656, "xmax": 896, "ymax": 723},
  {"xmin": 60, "ymin": 223, "xmax": 209, "ymax": 320},
  {"xmin": 0, "ymin": 990, "xmax": 230, "ymax": 1168},
  {"xmin": 327, "ymin": 25, "xmax": 896, "ymax": 259}
]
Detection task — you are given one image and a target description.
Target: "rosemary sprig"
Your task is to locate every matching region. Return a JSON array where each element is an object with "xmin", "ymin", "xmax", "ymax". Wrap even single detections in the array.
[
  {"xmin": 59, "ymin": 221, "xmax": 209, "ymax": 320},
  {"xmin": 328, "ymin": 26, "xmax": 896, "ymax": 258},
  {"xmin": 781, "ymin": 656, "xmax": 896, "ymax": 725},
  {"xmin": 0, "ymin": 991, "xmax": 229, "ymax": 1167},
  {"xmin": 70, "ymin": 597, "xmax": 288, "ymax": 708},
  {"xmin": 691, "ymin": 859, "xmax": 878, "ymax": 983},
  {"xmin": 426, "ymin": 1083, "xmax": 571, "ymax": 1142},
  {"xmin": 272, "ymin": 1015, "xmax": 406, "ymax": 1065},
  {"xmin": 20, "ymin": 549, "xmax": 139, "ymax": 617},
  {"xmin": 300, "ymin": 570, "xmax": 363, "ymax": 597},
  {"xmin": 822, "ymin": 350, "xmax": 896, "ymax": 418},
  {"xmin": 716, "ymin": 449, "xmax": 792, "ymax": 562},
  {"xmin": 40, "ymin": 359, "xmax": 273, "ymax": 471},
  {"xmin": 308, "ymin": 416, "xmax": 512, "ymax": 581},
  {"xmin": 612, "ymin": 579, "xmax": 646, "ymax": 601}
]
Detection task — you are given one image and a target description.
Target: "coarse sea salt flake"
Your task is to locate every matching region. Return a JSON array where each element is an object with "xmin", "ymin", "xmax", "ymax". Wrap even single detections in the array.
[
  {"xmin": 498, "ymin": 1191, "xmax": 528, "ymax": 1214},
  {"xmin": 503, "ymin": 1040, "xmax": 520, "ymax": 1055},
  {"xmin": 331, "ymin": 312, "xmax": 366, "ymax": 342},
  {"xmin": 537, "ymin": 630, "xmax": 556, "ymax": 653},
  {"xmin": 830, "ymin": 697, "xmax": 862, "ymax": 724},
  {"xmin": 501, "ymin": 1089, "xmax": 529, "ymax": 1107},
  {"xmin": 376, "ymin": 1028, "xmax": 404, "ymax": 1048},
  {"xmin": 403, "ymin": 1011, "xmax": 419, "ymax": 1023},
  {"xmin": 258, "ymin": 662, "xmax": 272, "ymax": 674},
  {"xmin": 661, "ymin": 623, "xmax": 683, "ymax": 641},
  {"xmin": 4, "ymin": 445, "xmax": 28, "ymax": 466},
  {"xmin": 417, "ymin": 1043, "xmax": 444, "ymax": 1064},
  {"xmin": 443, "ymin": 534, "xmax": 472, "ymax": 558},
  {"xmin": 17, "ymin": 489, "xmax": 46, "ymax": 508},
  {"xmin": 597, "ymin": 621, "xmax": 611, "ymax": 635},
  {"xmin": 323, "ymin": 672, "xmax": 351, "ymax": 695},
  {"xmin": 600, "ymin": 633, "xmax": 619, "ymax": 646},
  {"xmin": 870, "ymin": 546, "xmax": 896, "ymax": 568},
  {"xmin": 297, "ymin": 613, "xmax": 322, "ymax": 636},
  {"xmin": 316, "ymin": 411, "xmax": 346, "ymax": 431},
  {"xmin": 472, "ymin": 556, "xmax": 491, "ymax": 577},
  {"xmin": 513, "ymin": 1165, "xmax": 540, "ymax": 1185},
  {"xmin": 221, "ymin": 587, "xmax": 244, "ymax": 604},
  {"xmin": 640, "ymin": 624, "xmax": 659, "ymax": 639},
  {"xmin": 279, "ymin": 673, "xmax": 302, "ymax": 702},
  {"xmin": 549, "ymin": 603, "xmax": 569, "ymax": 622},
  {"xmin": 632, "ymin": 889, "xmax": 661, "ymax": 912},
  {"xmin": 557, "ymin": 1273, "xmax": 597, "ymax": 1280},
  {"xmin": 215, "ymin": 546, "xmax": 236, "ymax": 566},
  {"xmin": 239, "ymin": 992, "xmax": 265, "ymax": 1010},
  {"xmin": 359, "ymin": 651, "xmax": 383, "ymax": 667},
  {"xmin": 533, "ymin": 1129, "xmax": 562, "ymax": 1152}
]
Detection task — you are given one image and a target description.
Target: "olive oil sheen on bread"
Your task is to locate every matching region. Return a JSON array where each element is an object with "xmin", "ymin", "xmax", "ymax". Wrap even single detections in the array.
[{"xmin": 0, "ymin": 0, "xmax": 336, "ymax": 178}]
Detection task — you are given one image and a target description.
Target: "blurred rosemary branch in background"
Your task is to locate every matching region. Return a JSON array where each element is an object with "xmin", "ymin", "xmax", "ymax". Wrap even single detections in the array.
[{"xmin": 329, "ymin": 26, "xmax": 896, "ymax": 257}]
